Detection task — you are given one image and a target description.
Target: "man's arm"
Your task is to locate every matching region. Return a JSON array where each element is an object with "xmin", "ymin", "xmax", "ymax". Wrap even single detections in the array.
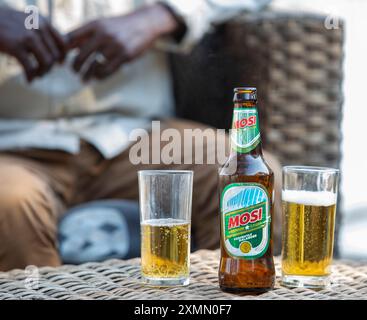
[
  {"xmin": 68, "ymin": 0, "xmax": 270, "ymax": 81},
  {"xmin": 0, "ymin": 6, "xmax": 66, "ymax": 82},
  {"xmin": 159, "ymin": 0, "xmax": 272, "ymax": 52},
  {"xmin": 67, "ymin": 3, "xmax": 185, "ymax": 81}
]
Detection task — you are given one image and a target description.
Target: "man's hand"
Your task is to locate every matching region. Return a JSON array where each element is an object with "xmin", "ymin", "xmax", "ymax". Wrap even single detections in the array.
[
  {"xmin": 0, "ymin": 7, "xmax": 66, "ymax": 82},
  {"xmin": 68, "ymin": 4, "xmax": 184, "ymax": 81}
]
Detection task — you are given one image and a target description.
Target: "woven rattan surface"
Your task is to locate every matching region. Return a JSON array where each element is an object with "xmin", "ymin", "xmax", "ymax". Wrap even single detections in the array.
[{"xmin": 0, "ymin": 250, "xmax": 365, "ymax": 300}]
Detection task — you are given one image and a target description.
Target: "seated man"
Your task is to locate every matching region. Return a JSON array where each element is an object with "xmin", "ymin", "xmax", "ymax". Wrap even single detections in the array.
[{"xmin": 0, "ymin": 0, "xmax": 279, "ymax": 271}]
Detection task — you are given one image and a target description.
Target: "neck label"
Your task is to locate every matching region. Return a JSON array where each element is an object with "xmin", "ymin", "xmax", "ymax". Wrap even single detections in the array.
[{"xmin": 231, "ymin": 108, "xmax": 261, "ymax": 153}]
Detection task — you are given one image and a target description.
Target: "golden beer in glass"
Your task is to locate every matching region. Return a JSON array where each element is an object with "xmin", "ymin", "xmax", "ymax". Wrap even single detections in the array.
[
  {"xmin": 281, "ymin": 167, "xmax": 339, "ymax": 289},
  {"xmin": 141, "ymin": 219, "xmax": 190, "ymax": 279},
  {"xmin": 138, "ymin": 171, "xmax": 193, "ymax": 286}
]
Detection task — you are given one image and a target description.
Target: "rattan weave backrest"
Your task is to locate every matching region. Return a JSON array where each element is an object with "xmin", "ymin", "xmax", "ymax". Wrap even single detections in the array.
[{"xmin": 231, "ymin": 12, "xmax": 344, "ymax": 168}]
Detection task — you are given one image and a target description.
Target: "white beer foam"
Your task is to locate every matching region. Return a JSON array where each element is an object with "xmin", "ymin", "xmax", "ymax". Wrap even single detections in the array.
[{"xmin": 282, "ymin": 190, "xmax": 337, "ymax": 207}]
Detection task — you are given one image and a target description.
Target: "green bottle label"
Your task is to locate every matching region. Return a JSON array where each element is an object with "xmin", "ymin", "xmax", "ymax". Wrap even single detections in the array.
[
  {"xmin": 231, "ymin": 108, "xmax": 261, "ymax": 153},
  {"xmin": 220, "ymin": 183, "xmax": 271, "ymax": 259}
]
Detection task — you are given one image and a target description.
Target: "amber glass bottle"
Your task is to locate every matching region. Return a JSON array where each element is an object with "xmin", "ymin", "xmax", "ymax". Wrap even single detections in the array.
[{"xmin": 219, "ymin": 87, "xmax": 275, "ymax": 293}]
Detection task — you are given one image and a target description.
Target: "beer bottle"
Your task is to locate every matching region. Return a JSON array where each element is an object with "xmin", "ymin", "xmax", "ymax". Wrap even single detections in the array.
[{"xmin": 219, "ymin": 87, "xmax": 275, "ymax": 293}]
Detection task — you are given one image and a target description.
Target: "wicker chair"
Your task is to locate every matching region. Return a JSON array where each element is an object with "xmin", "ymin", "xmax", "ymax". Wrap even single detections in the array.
[{"xmin": 170, "ymin": 10, "xmax": 344, "ymax": 255}]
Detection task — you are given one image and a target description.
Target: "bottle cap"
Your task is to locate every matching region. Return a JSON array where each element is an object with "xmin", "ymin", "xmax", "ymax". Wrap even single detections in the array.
[{"xmin": 234, "ymin": 87, "xmax": 257, "ymax": 101}]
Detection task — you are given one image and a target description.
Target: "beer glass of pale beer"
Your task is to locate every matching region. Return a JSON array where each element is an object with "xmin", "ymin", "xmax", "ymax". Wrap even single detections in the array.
[
  {"xmin": 281, "ymin": 166, "xmax": 339, "ymax": 289},
  {"xmin": 138, "ymin": 171, "xmax": 193, "ymax": 286}
]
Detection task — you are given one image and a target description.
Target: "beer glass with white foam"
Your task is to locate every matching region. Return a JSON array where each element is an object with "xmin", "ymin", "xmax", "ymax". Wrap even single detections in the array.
[
  {"xmin": 281, "ymin": 166, "xmax": 339, "ymax": 289},
  {"xmin": 138, "ymin": 171, "xmax": 193, "ymax": 286}
]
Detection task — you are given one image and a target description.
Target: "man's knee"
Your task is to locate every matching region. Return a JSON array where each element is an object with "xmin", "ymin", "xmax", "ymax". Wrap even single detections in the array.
[
  {"xmin": 0, "ymin": 163, "xmax": 61, "ymax": 270},
  {"xmin": 0, "ymin": 163, "xmax": 55, "ymax": 217}
]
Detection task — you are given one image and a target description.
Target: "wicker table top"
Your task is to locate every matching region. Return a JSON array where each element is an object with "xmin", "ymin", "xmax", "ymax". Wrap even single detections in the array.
[{"xmin": 0, "ymin": 250, "xmax": 366, "ymax": 300}]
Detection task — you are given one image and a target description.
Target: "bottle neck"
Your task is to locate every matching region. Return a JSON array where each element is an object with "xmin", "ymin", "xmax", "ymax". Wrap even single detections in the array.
[{"xmin": 230, "ymin": 101, "xmax": 263, "ymax": 157}]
